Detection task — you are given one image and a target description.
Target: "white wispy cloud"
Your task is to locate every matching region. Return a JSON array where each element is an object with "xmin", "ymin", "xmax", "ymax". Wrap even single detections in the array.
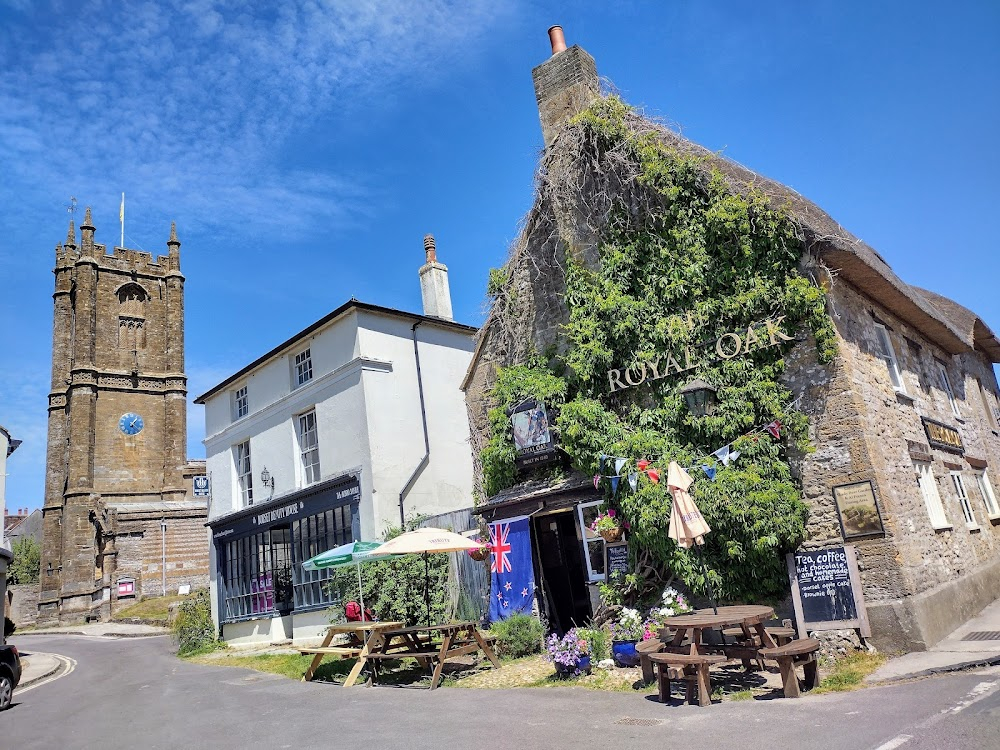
[{"xmin": 0, "ymin": 0, "xmax": 513, "ymax": 238}]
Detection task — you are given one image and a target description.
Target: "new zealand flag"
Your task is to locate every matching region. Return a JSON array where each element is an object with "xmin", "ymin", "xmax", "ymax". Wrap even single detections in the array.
[{"xmin": 488, "ymin": 516, "xmax": 535, "ymax": 622}]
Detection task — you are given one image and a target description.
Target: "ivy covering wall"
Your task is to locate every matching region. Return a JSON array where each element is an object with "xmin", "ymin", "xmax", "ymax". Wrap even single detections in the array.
[{"xmin": 481, "ymin": 97, "xmax": 837, "ymax": 603}]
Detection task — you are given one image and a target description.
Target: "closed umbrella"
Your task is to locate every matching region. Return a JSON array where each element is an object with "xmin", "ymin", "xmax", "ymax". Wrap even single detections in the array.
[
  {"xmin": 302, "ymin": 540, "xmax": 386, "ymax": 618},
  {"xmin": 372, "ymin": 528, "xmax": 486, "ymax": 623},
  {"xmin": 666, "ymin": 461, "xmax": 718, "ymax": 613}
]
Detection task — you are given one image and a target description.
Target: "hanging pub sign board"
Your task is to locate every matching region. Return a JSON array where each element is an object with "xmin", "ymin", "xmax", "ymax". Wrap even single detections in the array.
[
  {"xmin": 510, "ymin": 400, "xmax": 560, "ymax": 471},
  {"xmin": 786, "ymin": 545, "xmax": 870, "ymax": 639},
  {"xmin": 605, "ymin": 542, "xmax": 630, "ymax": 581}
]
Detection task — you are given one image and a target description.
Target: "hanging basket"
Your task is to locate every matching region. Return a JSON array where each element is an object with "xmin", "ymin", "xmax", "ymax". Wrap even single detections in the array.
[
  {"xmin": 468, "ymin": 546, "xmax": 490, "ymax": 562},
  {"xmin": 599, "ymin": 527, "xmax": 623, "ymax": 543}
]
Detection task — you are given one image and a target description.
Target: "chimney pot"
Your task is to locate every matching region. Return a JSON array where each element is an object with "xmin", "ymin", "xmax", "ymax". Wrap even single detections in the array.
[
  {"xmin": 548, "ymin": 25, "xmax": 567, "ymax": 55},
  {"xmin": 423, "ymin": 234, "xmax": 437, "ymax": 264}
]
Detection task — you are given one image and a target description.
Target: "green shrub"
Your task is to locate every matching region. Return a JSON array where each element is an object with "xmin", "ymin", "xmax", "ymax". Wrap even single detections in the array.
[
  {"xmin": 576, "ymin": 626, "xmax": 609, "ymax": 662},
  {"xmin": 174, "ymin": 589, "xmax": 224, "ymax": 656},
  {"xmin": 326, "ymin": 521, "xmax": 449, "ymax": 627},
  {"xmin": 7, "ymin": 537, "xmax": 40, "ymax": 585},
  {"xmin": 488, "ymin": 613, "xmax": 544, "ymax": 659}
]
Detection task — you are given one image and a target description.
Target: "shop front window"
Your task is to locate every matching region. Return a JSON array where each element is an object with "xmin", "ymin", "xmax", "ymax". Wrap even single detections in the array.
[{"xmin": 576, "ymin": 500, "xmax": 606, "ymax": 582}]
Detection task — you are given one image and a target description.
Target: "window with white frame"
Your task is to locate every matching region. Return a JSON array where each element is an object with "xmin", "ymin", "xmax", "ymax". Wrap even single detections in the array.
[
  {"xmin": 296, "ymin": 410, "xmax": 321, "ymax": 486},
  {"xmin": 234, "ymin": 440, "xmax": 253, "ymax": 506},
  {"xmin": 915, "ymin": 461, "xmax": 950, "ymax": 529},
  {"xmin": 232, "ymin": 384, "xmax": 249, "ymax": 420},
  {"xmin": 576, "ymin": 501, "xmax": 607, "ymax": 582},
  {"xmin": 873, "ymin": 324, "xmax": 905, "ymax": 393},
  {"xmin": 935, "ymin": 361, "xmax": 961, "ymax": 418},
  {"xmin": 293, "ymin": 348, "xmax": 313, "ymax": 388},
  {"xmin": 975, "ymin": 471, "xmax": 1000, "ymax": 518},
  {"xmin": 951, "ymin": 472, "xmax": 977, "ymax": 528}
]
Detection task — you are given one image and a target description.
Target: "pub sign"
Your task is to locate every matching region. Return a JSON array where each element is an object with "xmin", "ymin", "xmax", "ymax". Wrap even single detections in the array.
[{"xmin": 510, "ymin": 400, "xmax": 560, "ymax": 471}]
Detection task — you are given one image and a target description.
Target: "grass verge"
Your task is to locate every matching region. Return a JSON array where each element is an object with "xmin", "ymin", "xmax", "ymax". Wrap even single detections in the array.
[
  {"xmin": 114, "ymin": 592, "xmax": 192, "ymax": 624},
  {"xmin": 813, "ymin": 651, "xmax": 887, "ymax": 694}
]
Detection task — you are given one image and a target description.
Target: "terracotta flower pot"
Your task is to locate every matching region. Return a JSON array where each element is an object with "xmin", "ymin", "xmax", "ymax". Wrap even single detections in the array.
[
  {"xmin": 599, "ymin": 527, "xmax": 623, "ymax": 543},
  {"xmin": 468, "ymin": 547, "xmax": 489, "ymax": 562}
]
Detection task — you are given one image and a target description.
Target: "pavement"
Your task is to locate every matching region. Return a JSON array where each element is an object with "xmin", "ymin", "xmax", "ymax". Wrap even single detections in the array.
[
  {"xmin": 12, "ymin": 620, "xmax": 169, "ymax": 687},
  {"xmin": 867, "ymin": 596, "xmax": 1000, "ymax": 683}
]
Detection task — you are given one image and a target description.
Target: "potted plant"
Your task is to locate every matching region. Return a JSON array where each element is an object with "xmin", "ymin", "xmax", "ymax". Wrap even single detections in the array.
[
  {"xmin": 544, "ymin": 629, "xmax": 591, "ymax": 676},
  {"xmin": 610, "ymin": 607, "xmax": 645, "ymax": 666},
  {"xmin": 591, "ymin": 509, "xmax": 625, "ymax": 543},
  {"xmin": 642, "ymin": 586, "xmax": 693, "ymax": 640},
  {"xmin": 467, "ymin": 539, "xmax": 490, "ymax": 562}
]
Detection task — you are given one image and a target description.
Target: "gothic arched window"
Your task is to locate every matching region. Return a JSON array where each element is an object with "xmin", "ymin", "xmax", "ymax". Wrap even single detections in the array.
[{"xmin": 116, "ymin": 283, "xmax": 148, "ymax": 351}]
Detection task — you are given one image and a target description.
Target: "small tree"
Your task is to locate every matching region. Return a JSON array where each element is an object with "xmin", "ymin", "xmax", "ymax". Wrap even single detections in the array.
[{"xmin": 7, "ymin": 537, "xmax": 41, "ymax": 585}]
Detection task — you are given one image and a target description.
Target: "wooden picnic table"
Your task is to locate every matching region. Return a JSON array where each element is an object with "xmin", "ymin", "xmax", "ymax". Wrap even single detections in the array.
[
  {"xmin": 365, "ymin": 620, "xmax": 501, "ymax": 689},
  {"xmin": 660, "ymin": 605, "xmax": 778, "ymax": 656},
  {"xmin": 299, "ymin": 620, "xmax": 404, "ymax": 686}
]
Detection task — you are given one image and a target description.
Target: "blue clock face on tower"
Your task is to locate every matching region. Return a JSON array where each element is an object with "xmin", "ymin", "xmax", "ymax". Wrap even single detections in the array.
[{"xmin": 119, "ymin": 412, "xmax": 144, "ymax": 435}]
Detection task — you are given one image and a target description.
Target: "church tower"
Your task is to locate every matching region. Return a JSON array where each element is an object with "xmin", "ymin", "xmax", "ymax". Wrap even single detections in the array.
[{"xmin": 39, "ymin": 209, "xmax": 206, "ymax": 624}]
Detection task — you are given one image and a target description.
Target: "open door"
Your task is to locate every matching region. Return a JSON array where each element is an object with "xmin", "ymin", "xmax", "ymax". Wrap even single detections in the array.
[{"xmin": 533, "ymin": 511, "xmax": 592, "ymax": 634}]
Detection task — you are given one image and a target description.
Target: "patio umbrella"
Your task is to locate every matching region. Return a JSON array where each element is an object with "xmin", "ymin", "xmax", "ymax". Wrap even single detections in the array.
[
  {"xmin": 302, "ymin": 540, "xmax": 385, "ymax": 618},
  {"xmin": 666, "ymin": 461, "xmax": 718, "ymax": 613},
  {"xmin": 372, "ymin": 527, "xmax": 486, "ymax": 624}
]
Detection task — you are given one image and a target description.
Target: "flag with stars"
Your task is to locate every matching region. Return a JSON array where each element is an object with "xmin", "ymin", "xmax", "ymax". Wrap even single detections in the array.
[{"xmin": 488, "ymin": 515, "xmax": 535, "ymax": 622}]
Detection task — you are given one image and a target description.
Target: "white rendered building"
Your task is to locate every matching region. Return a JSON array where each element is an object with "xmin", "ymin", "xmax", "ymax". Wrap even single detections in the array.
[
  {"xmin": 197, "ymin": 238, "xmax": 476, "ymax": 645},
  {"xmin": 1, "ymin": 426, "xmax": 22, "ymax": 641}
]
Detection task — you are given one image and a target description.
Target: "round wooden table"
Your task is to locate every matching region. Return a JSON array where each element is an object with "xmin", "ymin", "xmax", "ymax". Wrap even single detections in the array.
[{"xmin": 660, "ymin": 604, "xmax": 776, "ymax": 655}]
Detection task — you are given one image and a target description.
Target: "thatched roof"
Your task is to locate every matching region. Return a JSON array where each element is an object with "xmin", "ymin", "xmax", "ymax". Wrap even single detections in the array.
[{"xmin": 637, "ymin": 116, "xmax": 998, "ymax": 361}]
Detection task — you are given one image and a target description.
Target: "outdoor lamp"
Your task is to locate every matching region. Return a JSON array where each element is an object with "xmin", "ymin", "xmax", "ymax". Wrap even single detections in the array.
[
  {"xmin": 260, "ymin": 467, "xmax": 275, "ymax": 490},
  {"xmin": 679, "ymin": 378, "xmax": 718, "ymax": 417}
]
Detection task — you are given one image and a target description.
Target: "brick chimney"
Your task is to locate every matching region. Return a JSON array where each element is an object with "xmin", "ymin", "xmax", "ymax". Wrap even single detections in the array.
[
  {"xmin": 531, "ymin": 25, "xmax": 600, "ymax": 148},
  {"xmin": 419, "ymin": 234, "xmax": 453, "ymax": 321}
]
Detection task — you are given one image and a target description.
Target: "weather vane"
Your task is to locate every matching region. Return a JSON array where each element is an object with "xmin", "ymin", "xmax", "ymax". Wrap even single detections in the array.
[{"xmin": 67, "ymin": 196, "xmax": 77, "ymax": 218}]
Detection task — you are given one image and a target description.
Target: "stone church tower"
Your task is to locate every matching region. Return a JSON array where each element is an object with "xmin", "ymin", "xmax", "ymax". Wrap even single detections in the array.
[{"xmin": 39, "ymin": 208, "xmax": 208, "ymax": 624}]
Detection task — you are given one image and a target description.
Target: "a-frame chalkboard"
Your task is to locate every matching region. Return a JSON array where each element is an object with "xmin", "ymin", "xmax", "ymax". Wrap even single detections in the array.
[{"xmin": 787, "ymin": 545, "xmax": 870, "ymax": 638}]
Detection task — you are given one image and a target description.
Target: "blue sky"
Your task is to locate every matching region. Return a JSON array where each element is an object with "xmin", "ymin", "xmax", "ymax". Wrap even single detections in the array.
[{"xmin": 1, "ymin": 1, "xmax": 998, "ymax": 513}]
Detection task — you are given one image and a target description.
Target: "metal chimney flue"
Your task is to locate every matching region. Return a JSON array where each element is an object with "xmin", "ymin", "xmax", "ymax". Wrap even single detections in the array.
[{"xmin": 548, "ymin": 25, "xmax": 567, "ymax": 55}]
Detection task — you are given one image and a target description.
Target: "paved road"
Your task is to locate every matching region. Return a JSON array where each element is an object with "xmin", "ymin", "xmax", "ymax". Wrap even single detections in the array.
[{"xmin": 5, "ymin": 635, "xmax": 1000, "ymax": 750}]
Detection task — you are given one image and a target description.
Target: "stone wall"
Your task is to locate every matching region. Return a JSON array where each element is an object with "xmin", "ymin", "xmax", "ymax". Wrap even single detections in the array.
[
  {"xmin": 8, "ymin": 583, "xmax": 39, "ymax": 629},
  {"xmin": 114, "ymin": 509, "xmax": 210, "ymax": 600}
]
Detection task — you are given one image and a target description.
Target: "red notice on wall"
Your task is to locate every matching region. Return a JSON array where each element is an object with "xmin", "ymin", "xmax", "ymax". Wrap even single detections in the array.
[{"xmin": 117, "ymin": 578, "xmax": 135, "ymax": 597}]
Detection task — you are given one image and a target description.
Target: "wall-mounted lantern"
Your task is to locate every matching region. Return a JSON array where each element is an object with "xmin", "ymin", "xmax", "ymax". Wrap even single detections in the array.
[{"xmin": 679, "ymin": 378, "xmax": 718, "ymax": 417}]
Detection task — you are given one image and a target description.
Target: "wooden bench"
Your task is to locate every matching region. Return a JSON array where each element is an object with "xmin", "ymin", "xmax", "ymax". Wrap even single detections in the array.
[
  {"xmin": 648, "ymin": 652, "xmax": 727, "ymax": 707},
  {"xmin": 636, "ymin": 638, "xmax": 665, "ymax": 684},
  {"xmin": 298, "ymin": 646, "xmax": 364, "ymax": 657},
  {"xmin": 759, "ymin": 637, "xmax": 821, "ymax": 698}
]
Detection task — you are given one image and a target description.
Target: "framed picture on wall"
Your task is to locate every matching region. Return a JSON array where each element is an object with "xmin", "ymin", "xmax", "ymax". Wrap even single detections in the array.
[{"xmin": 833, "ymin": 480, "xmax": 885, "ymax": 539}]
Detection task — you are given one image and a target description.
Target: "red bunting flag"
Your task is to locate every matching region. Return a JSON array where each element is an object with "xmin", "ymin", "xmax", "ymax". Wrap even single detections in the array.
[
  {"xmin": 637, "ymin": 459, "xmax": 649, "ymax": 471},
  {"xmin": 767, "ymin": 420, "xmax": 782, "ymax": 439},
  {"xmin": 646, "ymin": 468, "xmax": 660, "ymax": 484},
  {"xmin": 593, "ymin": 474, "xmax": 601, "ymax": 490}
]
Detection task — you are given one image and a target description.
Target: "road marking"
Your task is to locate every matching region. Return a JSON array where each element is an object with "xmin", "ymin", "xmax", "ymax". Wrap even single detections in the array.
[
  {"xmin": 945, "ymin": 680, "xmax": 998, "ymax": 714},
  {"xmin": 872, "ymin": 735, "xmax": 912, "ymax": 750},
  {"xmin": 17, "ymin": 653, "xmax": 76, "ymax": 694}
]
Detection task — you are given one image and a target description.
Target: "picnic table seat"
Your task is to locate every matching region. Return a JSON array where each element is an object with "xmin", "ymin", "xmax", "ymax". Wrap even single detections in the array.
[
  {"xmin": 759, "ymin": 637, "xmax": 821, "ymax": 698},
  {"xmin": 636, "ymin": 638, "xmax": 665, "ymax": 684},
  {"xmin": 648, "ymin": 652, "xmax": 727, "ymax": 707},
  {"xmin": 297, "ymin": 645, "xmax": 364, "ymax": 658}
]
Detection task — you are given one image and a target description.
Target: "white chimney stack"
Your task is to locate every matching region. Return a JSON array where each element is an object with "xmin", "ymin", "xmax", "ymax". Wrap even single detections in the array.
[{"xmin": 419, "ymin": 234, "xmax": 454, "ymax": 321}]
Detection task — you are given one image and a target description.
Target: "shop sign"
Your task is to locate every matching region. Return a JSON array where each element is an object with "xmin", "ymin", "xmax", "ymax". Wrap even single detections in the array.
[
  {"xmin": 921, "ymin": 417, "xmax": 964, "ymax": 454},
  {"xmin": 605, "ymin": 542, "xmax": 630, "ymax": 581},
  {"xmin": 832, "ymin": 481, "xmax": 885, "ymax": 539},
  {"xmin": 192, "ymin": 475, "xmax": 210, "ymax": 497},
  {"xmin": 510, "ymin": 400, "xmax": 560, "ymax": 470},
  {"xmin": 606, "ymin": 316, "xmax": 794, "ymax": 393}
]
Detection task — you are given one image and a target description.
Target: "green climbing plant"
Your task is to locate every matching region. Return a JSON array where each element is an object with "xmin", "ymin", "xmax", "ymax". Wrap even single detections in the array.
[{"xmin": 481, "ymin": 96, "xmax": 838, "ymax": 602}]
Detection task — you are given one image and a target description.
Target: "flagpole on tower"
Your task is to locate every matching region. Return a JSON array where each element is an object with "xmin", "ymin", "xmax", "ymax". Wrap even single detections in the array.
[{"xmin": 120, "ymin": 192, "xmax": 125, "ymax": 249}]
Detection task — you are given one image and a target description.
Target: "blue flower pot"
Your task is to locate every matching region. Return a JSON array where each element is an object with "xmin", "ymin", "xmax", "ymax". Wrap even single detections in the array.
[
  {"xmin": 555, "ymin": 655, "xmax": 592, "ymax": 676},
  {"xmin": 612, "ymin": 640, "xmax": 640, "ymax": 667}
]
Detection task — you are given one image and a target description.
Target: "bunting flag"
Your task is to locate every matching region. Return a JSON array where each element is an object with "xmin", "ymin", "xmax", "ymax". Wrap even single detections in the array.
[
  {"xmin": 766, "ymin": 420, "xmax": 782, "ymax": 439},
  {"xmin": 598, "ymin": 454, "xmax": 607, "ymax": 475},
  {"xmin": 614, "ymin": 457, "xmax": 627, "ymax": 476},
  {"xmin": 593, "ymin": 474, "xmax": 601, "ymax": 490},
  {"xmin": 647, "ymin": 468, "xmax": 660, "ymax": 484},
  {"xmin": 628, "ymin": 473, "xmax": 639, "ymax": 493},
  {"xmin": 700, "ymin": 464, "xmax": 716, "ymax": 480},
  {"xmin": 712, "ymin": 445, "xmax": 735, "ymax": 466},
  {"xmin": 637, "ymin": 459, "xmax": 649, "ymax": 471},
  {"xmin": 610, "ymin": 476, "xmax": 620, "ymax": 496}
]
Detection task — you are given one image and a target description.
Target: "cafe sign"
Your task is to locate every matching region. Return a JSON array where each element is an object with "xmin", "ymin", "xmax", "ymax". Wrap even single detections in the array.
[
  {"xmin": 921, "ymin": 417, "xmax": 964, "ymax": 454},
  {"xmin": 607, "ymin": 316, "xmax": 794, "ymax": 393}
]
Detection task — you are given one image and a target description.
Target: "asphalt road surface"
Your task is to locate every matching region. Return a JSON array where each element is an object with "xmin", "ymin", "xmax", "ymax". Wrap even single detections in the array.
[{"xmin": 5, "ymin": 634, "xmax": 1000, "ymax": 750}]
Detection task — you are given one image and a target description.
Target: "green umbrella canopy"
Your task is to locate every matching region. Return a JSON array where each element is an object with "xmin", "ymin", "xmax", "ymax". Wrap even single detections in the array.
[{"xmin": 302, "ymin": 540, "xmax": 384, "ymax": 571}]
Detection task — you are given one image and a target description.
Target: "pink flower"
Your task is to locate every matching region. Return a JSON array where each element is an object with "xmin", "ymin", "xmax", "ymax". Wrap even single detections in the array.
[{"xmin": 608, "ymin": 509, "xmax": 616, "ymax": 517}]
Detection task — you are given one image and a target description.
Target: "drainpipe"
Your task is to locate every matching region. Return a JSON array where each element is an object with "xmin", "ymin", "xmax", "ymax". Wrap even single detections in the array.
[
  {"xmin": 161, "ymin": 519, "xmax": 167, "ymax": 596},
  {"xmin": 399, "ymin": 320, "xmax": 431, "ymax": 527}
]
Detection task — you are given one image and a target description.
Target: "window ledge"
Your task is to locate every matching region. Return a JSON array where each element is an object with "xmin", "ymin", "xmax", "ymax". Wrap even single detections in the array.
[
  {"xmin": 931, "ymin": 523, "xmax": 953, "ymax": 532},
  {"xmin": 966, "ymin": 524, "xmax": 982, "ymax": 532},
  {"xmin": 988, "ymin": 515, "xmax": 1000, "ymax": 524},
  {"xmin": 895, "ymin": 391, "xmax": 915, "ymax": 405}
]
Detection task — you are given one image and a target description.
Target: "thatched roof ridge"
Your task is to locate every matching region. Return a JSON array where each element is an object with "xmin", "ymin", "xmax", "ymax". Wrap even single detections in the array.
[
  {"xmin": 607, "ymin": 108, "xmax": 982, "ymax": 358},
  {"xmin": 911, "ymin": 287, "xmax": 1000, "ymax": 362}
]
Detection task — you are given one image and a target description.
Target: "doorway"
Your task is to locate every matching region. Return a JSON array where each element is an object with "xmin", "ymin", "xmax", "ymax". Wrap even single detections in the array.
[{"xmin": 533, "ymin": 511, "xmax": 591, "ymax": 634}]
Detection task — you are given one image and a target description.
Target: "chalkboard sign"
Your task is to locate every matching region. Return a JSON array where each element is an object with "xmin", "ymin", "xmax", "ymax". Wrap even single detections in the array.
[
  {"xmin": 605, "ymin": 542, "xmax": 630, "ymax": 580},
  {"xmin": 787, "ymin": 545, "xmax": 870, "ymax": 638}
]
